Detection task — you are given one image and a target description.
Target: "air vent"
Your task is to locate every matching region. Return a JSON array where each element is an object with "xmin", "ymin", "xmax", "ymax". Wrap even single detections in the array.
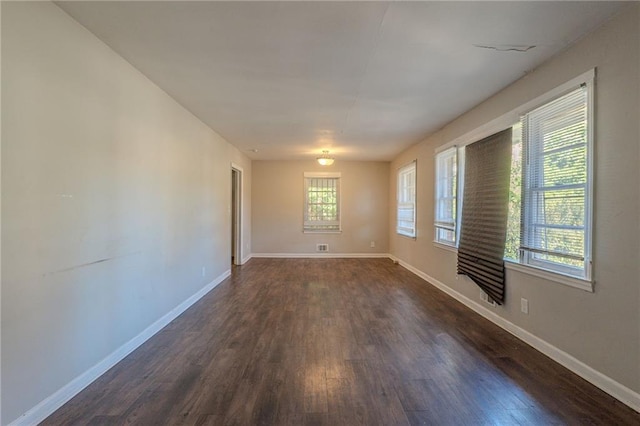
[{"xmin": 316, "ymin": 244, "xmax": 329, "ymax": 252}]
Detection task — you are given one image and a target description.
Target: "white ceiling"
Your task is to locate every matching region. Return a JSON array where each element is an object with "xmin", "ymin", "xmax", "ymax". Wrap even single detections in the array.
[{"xmin": 57, "ymin": 1, "xmax": 624, "ymax": 161}]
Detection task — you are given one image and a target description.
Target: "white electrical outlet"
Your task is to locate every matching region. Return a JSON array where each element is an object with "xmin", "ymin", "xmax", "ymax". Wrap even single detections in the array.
[
  {"xmin": 521, "ymin": 298, "xmax": 529, "ymax": 314},
  {"xmin": 202, "ymin": 267, "xmax": 206, "ymax": 277},
  {"xmin": 370, "ymin": 241, "xmax": 376, "ymax": 248}
]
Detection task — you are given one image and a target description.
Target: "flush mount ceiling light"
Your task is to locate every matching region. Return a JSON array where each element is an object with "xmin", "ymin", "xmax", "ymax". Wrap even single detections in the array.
[{"xmin": 316, "ymin": 150, "xmax": 335, "ymax": 166}]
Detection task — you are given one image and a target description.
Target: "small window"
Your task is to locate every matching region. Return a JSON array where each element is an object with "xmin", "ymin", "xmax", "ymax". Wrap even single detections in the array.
[
  {"xmin": 434, "ymin": 147, "xmax": 459, "ymax": 245},
  {"xmin": 520, "ymin": 84, "xmax": 592, "ymax": 280},
  {"xmin": 397, "ymin": 161, "xmax": 416, "ymax": 237},
  {"xmin": 303, "ymin": 172, "xmax": 341, "ymax": 232}
]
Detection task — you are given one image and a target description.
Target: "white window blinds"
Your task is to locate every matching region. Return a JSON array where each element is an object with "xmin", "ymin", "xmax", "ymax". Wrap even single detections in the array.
[
  {"xmin": 521, "ymin": 85, "xmax": 591, "ymax": 279},
  {"xmin": 397, "ymin": 161, "xmax": 416, "ymax": 237}
]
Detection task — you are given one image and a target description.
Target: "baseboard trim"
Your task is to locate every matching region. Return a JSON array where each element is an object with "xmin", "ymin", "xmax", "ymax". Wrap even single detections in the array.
[
  {"xmin": 391, "ymin": 256, "xmax": 640, "ymax": 413},
  {"xmin": 240, "ymin": 254, "xmax": 253, "ymax": 265},
  {"xmin": 9, "ymin": 270, "xmax": 231, "ymax": 426},
  {"xmin": 250, "ymin": 252, "xmax": 392, "ymax": 259}
]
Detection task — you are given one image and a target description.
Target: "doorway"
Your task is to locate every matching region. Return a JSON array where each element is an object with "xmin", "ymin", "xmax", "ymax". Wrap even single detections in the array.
[{"xmin": 231, "ymin": 164, "xmax": 243, "ymax": 265}]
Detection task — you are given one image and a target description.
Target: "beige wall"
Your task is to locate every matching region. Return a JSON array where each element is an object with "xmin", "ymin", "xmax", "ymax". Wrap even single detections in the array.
[
  {"xmin": 390, "ymin": 4, "xmax": 640, "ymax": 395},
  {"xmin": 252, "ymin": 160, "xmax": 389, "ymax": 255},
  {"xmin": 1, "ymin": 2, "xmax": 251, "ymax": 424}
]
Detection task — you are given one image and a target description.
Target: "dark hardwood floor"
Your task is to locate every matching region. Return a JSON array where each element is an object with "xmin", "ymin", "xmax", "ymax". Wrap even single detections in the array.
[{"xmin": 43, "ymin": 258, "xmax": 640, "ymax": 425}]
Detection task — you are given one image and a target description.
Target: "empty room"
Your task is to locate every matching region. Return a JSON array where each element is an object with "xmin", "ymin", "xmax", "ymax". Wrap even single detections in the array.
[{"xmin": 2, "ymin": 1, "xmax": 639, "ymax": 425}]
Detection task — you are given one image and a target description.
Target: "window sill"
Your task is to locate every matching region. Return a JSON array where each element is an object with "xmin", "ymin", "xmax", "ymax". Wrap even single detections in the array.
[
  {"xmin": 397, "ymin": 232, "xmax": 416, "ymax": 240},
  {"xmin": 433, "ymin": 241, "xmax": 457, "ymax": 253},
  {"xmin": 303, "ymin": 230, "xmax": 342, "ymax": 234},
  {"xmin": 504, "ymin": 260, "xmax": 594, "ymax": 292}
]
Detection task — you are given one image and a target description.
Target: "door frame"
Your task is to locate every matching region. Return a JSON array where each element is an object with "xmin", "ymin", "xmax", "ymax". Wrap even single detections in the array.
[{"xmin": 231, "ymin": 163, "xmax": 243, "ymax": 265}]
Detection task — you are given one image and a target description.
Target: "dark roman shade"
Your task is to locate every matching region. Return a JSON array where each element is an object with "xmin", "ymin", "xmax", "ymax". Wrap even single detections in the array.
[{"xmin": 457, "ymin": 128, "xmax": 512, "ymax": 304}]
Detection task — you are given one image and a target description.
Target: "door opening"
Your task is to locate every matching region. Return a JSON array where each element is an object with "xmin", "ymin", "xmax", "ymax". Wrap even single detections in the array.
[{"xmin": 231, "ymin": 165, "xmax": 242, "ymax": 265}]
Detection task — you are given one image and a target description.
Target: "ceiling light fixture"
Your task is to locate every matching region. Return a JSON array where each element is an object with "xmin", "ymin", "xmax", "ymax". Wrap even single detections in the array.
[{"xmin": 317, "ymin": 150, "xmax": 335, "ymax": 166}]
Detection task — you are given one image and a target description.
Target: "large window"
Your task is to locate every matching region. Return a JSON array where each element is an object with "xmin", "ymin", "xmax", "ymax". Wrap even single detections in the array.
[
  {"xmin": 434, "ymin": 147, "xmax": 459, "ymax": 246},
  {"xmin": 519, "ymin": 85, "xmax": 592, "ymax": 280},
  {"xmin": 303, "ymin": 172, "xmax": 341, "ymax": 232},
  {"xmin": 397, "ymin": 161, "xmax": 416, "ymax": 237},
  {"xmin": 434, "ymin": 71, "xmax": 593, "ymax": 287}
]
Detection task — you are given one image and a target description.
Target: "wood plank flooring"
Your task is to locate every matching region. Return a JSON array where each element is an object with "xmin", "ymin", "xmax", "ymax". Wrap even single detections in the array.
[{"xmin": 43, "ymin": 258, "xmax": 640, "ymax": 425}]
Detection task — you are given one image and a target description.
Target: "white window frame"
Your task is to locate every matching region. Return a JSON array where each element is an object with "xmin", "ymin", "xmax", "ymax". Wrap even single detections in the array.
[
  {"xmin": 434, "ymin": 147, "xmax": 463, "ymax": 247},
  {"xmin": 431, "ymin": 69, "xmax": 595, "ymax": 291},
  {"xmin": 303, "ymin": 172, "xmax": 341, "ymax": 233},
  {"xmin": 397, "ymin": 161, "xmax": 417, "ymax": 238},
  {"xmin": 520, "ymin": 83, "xmax": 593, "ymax": 283}
]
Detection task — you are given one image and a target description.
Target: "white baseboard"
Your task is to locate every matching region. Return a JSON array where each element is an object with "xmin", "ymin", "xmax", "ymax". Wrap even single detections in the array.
[
  {"xmin": 240, "ymin": 254, "xmax": 252, "ymax": 265},
  {"xmin": 250, "ymin": 252, "xmax": 392, "ymax": 259},
  {"xmin": 391, "ymin": 256, "xmax": 640, "ymax": 413},
  {"xmin": 9, "ymin": 270, "xmax": 231, "ymax": 426}
]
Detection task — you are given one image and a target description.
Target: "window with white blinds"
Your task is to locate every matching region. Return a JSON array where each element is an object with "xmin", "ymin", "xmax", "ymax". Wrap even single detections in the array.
[
  {"xmin": 304, "ymin": 172, "xmax": 341, "ymax": 232},
  {"xmin": 434, "ymin": 147, "xmax": 458, "ymax": 245},
  {"xmin": 520, "ymin": 84, "xmax": 592, "ymax": 279},
  {"xmin": 397, "ymin": 161, "xmax": 416, "ymax": 237}
]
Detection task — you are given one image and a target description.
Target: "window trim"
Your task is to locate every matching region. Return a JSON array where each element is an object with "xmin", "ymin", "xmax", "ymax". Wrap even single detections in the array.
[
  {"xmin": 505, "ymin": 260, "xmax": 593, "ymax": 292},
  {"xmin": 431, "ymin": 69, "xmax": 595, "ymax": 291},
  {"xmin": 303, "ymin": 172, "xmax": 342, "ymax": 233},
  {"xmin": 396, "ymin": 160, "xmax": 417, "ymax": 238},
  {"xmin": 433, "ymin": 240, "xmax": 458, "ymax": 253},
  {"xmin": 520, "ymin": 82, "xmax": 594, "ymax": 283}
]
